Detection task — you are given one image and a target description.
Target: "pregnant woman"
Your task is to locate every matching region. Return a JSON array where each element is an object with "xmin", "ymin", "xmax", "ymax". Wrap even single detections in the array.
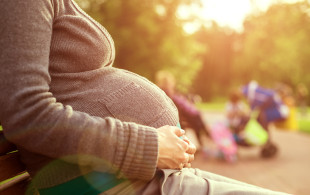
[{"xmin": 0, "ymin": 0, "xmax": 289, "ymax": 194}]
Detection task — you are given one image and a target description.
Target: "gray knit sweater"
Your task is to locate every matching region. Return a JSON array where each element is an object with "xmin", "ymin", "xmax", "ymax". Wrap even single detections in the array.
[{"xmin": 0, "ymin": 0, "xmax": 178, "ymax": 189}]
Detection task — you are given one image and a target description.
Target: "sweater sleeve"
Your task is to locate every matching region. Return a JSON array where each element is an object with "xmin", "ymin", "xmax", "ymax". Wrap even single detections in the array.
[{"xmin": 0, "ymin": 0, "xmax": 158, "ymax": 180}]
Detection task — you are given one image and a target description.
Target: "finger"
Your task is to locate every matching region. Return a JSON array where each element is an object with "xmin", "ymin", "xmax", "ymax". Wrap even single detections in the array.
[
  {"xmin": 179, "ymin": 153, "xmax": 189, "ymax": 164},
  {"xmin": 180, "ymin": 140, "xmax": 189, "ymax": 152},
  {"xmin": 182, "ymin": 135, "xmax": 190, "ymax": 144},
  {"xmin": 184, "ymin": 163, "xmax": 191, "ymax": 168},
  {"xmin": 173, "ymin": 127, "xmax": 185, "ymax": 137},
  {"xmin": 188, "ymin": 154, "xmax": 195, "ymax": 163},
  {"xmin": 179, "ymin": 162, "xmax": 184, "ymax": 170},
  {"xmin": 187, "ymin": 142, "xmax": 197, "ymax": 154},
  {"xmin": 182, "ymin": 135, "xmax": 196, "ymax": 154}
]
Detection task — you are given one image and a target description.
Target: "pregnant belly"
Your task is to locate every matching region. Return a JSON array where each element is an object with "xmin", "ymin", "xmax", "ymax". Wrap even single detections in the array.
[{"xmin": 50, "ymin": 67, "xmax": 179, "ymax": 128}]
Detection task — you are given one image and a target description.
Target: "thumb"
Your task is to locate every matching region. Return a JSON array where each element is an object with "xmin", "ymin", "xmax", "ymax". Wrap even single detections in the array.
[{"xmin": 174, "ymin": 127, "xmax": 185, "ymax": 137}]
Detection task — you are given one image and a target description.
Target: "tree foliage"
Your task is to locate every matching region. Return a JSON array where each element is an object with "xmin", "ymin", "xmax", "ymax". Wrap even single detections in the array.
[
  {"xmin": 192, "ymin": 24, "xmax": 236, "ymax": 100},
  {"xmin": 75, "ymin": 0, "xmax": 204, "ymax": 92},
  {"xmin": 234, "ymin": 1, "xmax": 310, "ymax": 89},
  {"xmin": 192, "ymin": 1, "xmax": 310, "ymax": 102}
]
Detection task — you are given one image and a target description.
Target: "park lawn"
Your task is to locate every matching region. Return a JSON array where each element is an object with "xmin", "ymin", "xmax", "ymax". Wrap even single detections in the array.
[
  {"xmin": 298, "ymin": 118, "xmax": 310, "ymax": 133},
  {"xmin": 197, "ymin": 102, "xmax": 310, "ymax": 134},
  {"xmin": 196, "ymin": 98, "xmax": 227, "ymax": 112},
  {"xmin": 196, "ymin": 102, "xmax": 225, "ymax": 112}
]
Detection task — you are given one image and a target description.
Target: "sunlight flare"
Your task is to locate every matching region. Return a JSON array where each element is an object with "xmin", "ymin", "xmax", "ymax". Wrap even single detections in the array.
[{"xmin": 177, "ymin": 0, "xmax": 306, "ymax": 33}]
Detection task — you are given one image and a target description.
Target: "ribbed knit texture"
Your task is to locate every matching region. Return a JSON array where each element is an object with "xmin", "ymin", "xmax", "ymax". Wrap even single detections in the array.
[{"xmin": 0, "ymin": 0, "xmax": 179, "ymax": 189}]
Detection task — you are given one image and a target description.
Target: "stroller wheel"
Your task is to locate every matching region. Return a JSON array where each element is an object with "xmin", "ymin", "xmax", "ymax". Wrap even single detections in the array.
[{"xmin": 260, "ymin": 142, "xmax": 278, "ymax": 158}]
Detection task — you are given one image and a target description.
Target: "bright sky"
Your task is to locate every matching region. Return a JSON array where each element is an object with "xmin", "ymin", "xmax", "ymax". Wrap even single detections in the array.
[{"xmin": 178, "ymin": 0, "xmax": 305, "ymax": 33}]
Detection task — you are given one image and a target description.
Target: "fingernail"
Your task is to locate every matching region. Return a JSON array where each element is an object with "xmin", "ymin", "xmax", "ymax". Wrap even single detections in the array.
[{"xmin": 181, "ymin": 129, "xmax": 185, "ymax": 134}]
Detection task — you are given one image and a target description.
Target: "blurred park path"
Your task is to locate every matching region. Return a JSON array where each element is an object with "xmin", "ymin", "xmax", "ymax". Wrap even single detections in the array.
[{"xmin": 190, "ymin": 111, "xmax": 310, "ymax": 195}]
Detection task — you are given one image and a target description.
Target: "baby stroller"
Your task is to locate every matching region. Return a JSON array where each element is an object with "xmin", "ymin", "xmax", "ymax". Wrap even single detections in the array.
[{"xmin": 241, "ymin": 81, "xmax": 289, "ymax": 158}]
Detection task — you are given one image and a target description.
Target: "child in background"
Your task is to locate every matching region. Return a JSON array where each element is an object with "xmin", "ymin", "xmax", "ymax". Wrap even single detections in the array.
[
  {"xmin": 296, "ymin": 83, "xmax": 309, "ymax": 116},
  {"xmin": 155, "ymin": 70, "xmax": 210, "ymax": 148},
  {"xmin": 226, "ymin": 89, "xmax": 250, "ymax": 146},
  {"xmin": 274, "ymin": 83, "xmax": 298, "ymax": 130}
]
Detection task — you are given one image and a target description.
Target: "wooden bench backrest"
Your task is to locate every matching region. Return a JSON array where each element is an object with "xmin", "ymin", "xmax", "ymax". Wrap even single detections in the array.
[{"xmin": 0, "ymin": 131, "xmax": 31, "ymax": 194}]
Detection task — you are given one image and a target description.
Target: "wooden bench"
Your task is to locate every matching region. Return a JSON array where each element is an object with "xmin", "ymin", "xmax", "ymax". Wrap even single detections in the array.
[{"xmin": 0, "ymin": 131, "xmax": 31, "ymax": 194}]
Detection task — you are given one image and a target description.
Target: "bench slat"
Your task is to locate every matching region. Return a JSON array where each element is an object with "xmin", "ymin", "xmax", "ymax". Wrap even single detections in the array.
[
  {"xmin": 0, "ymin": 172, "xmax": 30, "ymax": 194},
  {"xmin": 0, "ymin": 175, "xmax": 30, "ymax": 195}
]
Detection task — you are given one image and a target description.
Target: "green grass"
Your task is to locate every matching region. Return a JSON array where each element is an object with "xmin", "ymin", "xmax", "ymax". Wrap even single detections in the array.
[
  {"xmin": 298, "ymin": 118, "xmax": 310, "ymax": 133},
  {"xmin": 196, "ymin": 102, "xmax": 226, "ymax": 112},
  {"xmin": 196, "ymin": 98, "xmax": 227, "ymax": 112},
  {"xmin": 197, "ymin": 102, "xmax": 310, "ymax": 133}
]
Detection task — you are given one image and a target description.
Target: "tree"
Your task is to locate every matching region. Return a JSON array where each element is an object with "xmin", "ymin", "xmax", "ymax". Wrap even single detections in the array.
[
  {"xmin": 75, "ymin": 0, "xmax": 204, "ymax": 92},
  {"xmin": 192, "ymin": 24, "xmax": 236, "ymax": 101},
  {"xmin": 233, "ymin": 1, "xmax": 310, "ymax": 91}
]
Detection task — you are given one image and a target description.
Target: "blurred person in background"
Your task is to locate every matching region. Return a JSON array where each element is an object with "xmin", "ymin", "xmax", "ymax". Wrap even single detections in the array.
[
  {"xmin": 226, "ymin": 88, "xmax": 250, "ymax": 146},
  {"xmin": 296, "ymin": 83, "xmax": 309, "ymax": 116},
  {"xmin": 155, "ymin": 70, "xmax": 211, "ymax": 149},
  {"xmin": 274, "ymin": 83, "xmax": 298, "ymax": 131}
]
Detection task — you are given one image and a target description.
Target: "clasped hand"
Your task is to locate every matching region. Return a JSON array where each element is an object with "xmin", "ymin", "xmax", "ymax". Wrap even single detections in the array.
[{"xmin": 157, "ymin": 125, "xmax": 196, "ymax": 170}]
